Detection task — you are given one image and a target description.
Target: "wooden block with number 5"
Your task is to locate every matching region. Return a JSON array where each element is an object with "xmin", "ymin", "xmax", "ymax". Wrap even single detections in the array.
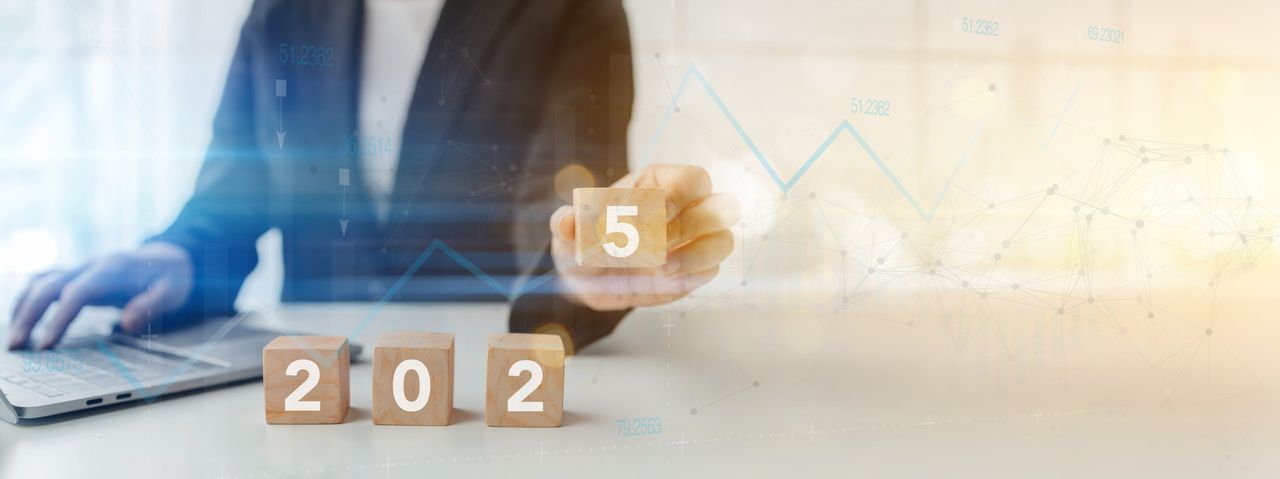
[
  {"xmin": 262, "ymin": 336, "xmax": 350, "ymax": 424},
  {"xmin": 372, "ymin": 331, "xmax": 454, "ymax": 426},
  {"xmin": 485, "ymin": 333, "xmax": 565, "ymax": 427},
  {"xmin": 573, "ymin": 187, "xmax": 667, "ymax": 267}
]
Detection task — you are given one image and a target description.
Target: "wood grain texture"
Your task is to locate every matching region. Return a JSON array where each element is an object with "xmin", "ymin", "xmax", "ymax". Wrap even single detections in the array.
[
  {"xmin": 372, "ymin": 331, "xmax": 454, "ymax": 426},
  {"xmin": 485, "ymin": 333, "xmax": 565, "ymax": 427},
  {"xmin": 574, "ymin": 187, "xmax": 667, "ymax": 267},
  {"xmin": 262, "ymin": 336, "xmax": 349, "ymax": 425}
]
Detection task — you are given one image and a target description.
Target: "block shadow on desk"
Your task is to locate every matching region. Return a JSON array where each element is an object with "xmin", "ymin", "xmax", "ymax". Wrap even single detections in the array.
[
  {"xmin": 561, "ymin": 410, "xmax": 596, "ymax": 427},
  {"xmin": 451, "ymin": 407, "xmax": 482, "ymax": 425},
  {"xmin": 344, "ymin": 406, "xmax": 370, "ymax": 423}
]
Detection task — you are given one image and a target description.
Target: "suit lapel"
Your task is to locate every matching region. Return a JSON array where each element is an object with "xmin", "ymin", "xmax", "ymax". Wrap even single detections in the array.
[
  {"xmin": 331, "ymin": 0, "xmax": 384, "ymax": 241},
  {"xmin": 322, "ymin": 0, "xmax": 390, "ymax": 281},
  {"xmin": 390, "ymin": 0, "xmax": 524, "ymax": 210}
]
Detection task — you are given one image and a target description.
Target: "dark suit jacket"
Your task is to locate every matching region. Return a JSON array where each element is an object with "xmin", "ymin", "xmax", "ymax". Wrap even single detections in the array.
[{"xmin": 151, "ymin": 0, "xmax": 634, "ymax": 352}]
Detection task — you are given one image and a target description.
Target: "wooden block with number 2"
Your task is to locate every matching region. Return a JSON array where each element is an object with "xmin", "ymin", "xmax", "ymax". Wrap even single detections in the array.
[
  {"xmin": 573, "ymin": 187, "xmax": 667, "ymax": 267},
  {"xmin": 485, "ymin": 333, "xmax": 565, "ymax": 427},
  {"xmin": 262, "ymin": 336, "xmax": 350, "ymax": 424}
]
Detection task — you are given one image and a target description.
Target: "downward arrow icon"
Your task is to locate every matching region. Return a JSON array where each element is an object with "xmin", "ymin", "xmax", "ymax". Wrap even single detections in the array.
[
  {"xmin": 275, "ymin": 79, "xmax": 287, "ymax": 150},
  {"xmin": 338, "ymin": 168, "xmax": 349, "ymax": 237}
]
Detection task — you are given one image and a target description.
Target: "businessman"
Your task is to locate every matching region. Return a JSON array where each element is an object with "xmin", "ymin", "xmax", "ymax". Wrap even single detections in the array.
[{"xmin": 8, "ymin": 0, "xmax": 738, "ymax": 353}]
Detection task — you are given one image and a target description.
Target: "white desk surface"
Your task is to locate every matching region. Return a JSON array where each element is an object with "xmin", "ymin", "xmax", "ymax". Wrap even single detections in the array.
[{"xmin": 2, "ymin": 296, "xmax": 1279, "ymax": 478}]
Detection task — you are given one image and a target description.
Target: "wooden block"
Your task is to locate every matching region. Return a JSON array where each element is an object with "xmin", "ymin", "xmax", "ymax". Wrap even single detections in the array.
[
  {"xmin": 485, "ymin": 333, "xmax": 565, "ymax": 427},
  {"xmin": 573, "ymin": 187, "xmax": 667, "ymax": 267},
  {"xmin": 372, "ymin": 331, "xmax": 454, "ymax": 426},
  {"xmin": 262, "ymin": 336, "xmax": 350, "ymax": 425}
]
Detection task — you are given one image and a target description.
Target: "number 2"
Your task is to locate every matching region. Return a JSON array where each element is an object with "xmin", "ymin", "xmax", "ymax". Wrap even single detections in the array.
[
  {"xmin": 604, "ymin": 205, "xmax": 640, "ymax": 258},
  {"xmin": 507, "ymin": 359, "xmax": 544, "ymax": 412},
  {"xmin": 284, "ymin": 359, "xmax": 321, "ymax": 412}
]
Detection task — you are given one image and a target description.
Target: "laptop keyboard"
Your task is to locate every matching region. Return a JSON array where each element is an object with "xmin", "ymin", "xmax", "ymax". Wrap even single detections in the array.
[{"xmin": 0, "ymin": 343, "xmax": 218, "ymax": 399}]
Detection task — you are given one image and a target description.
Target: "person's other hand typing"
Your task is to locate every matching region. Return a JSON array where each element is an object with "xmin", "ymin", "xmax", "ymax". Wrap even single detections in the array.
[{"xmin": 8, "ymin": 241, "xmax": 193, "ymax": 350}]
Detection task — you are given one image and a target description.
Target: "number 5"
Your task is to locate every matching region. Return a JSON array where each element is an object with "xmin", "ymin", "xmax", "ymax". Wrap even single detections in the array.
[{"xmin": 604, "ymin": 205, "xmax": 639, "ymax": 258}]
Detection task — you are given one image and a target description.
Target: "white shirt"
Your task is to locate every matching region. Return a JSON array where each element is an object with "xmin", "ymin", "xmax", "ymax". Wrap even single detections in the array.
[{"xmin": 359, "ymin": 0, "xmax": 445, "ymax": 224}]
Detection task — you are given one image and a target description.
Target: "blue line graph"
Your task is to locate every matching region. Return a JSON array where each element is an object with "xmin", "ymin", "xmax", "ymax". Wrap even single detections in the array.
[
  {"xmin": 102, "ymin": 239, "xmax": 558, "ymax": 388},
  {"xmin": 645, "ymin": 64, "xmax": 984, "ymax": 221},
  {"xmin": 346, "ymin": 238, "xmax": 558, "ymax": 339}
]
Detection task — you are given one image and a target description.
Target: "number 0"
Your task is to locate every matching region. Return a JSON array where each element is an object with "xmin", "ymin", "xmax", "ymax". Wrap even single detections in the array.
[
  {"xmin": 284, "ymin": 359, "xmax": 321, "ymax": 412},
  {"xmin": 604, "ymin": 205, "xmax": 640, "ymax": 258},
  {"xmin": 507, "ymin": 359, "xmax": 544, "ymax": 412},
  {"xmin": 392, "ymin": 359, "xmax": 431, "ymax": 412}
]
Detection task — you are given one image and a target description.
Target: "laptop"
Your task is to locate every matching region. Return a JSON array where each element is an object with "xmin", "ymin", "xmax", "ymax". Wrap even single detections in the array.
[{"xmin": 0, "ymin": 313, "xmax": 361, "ymax": 424}]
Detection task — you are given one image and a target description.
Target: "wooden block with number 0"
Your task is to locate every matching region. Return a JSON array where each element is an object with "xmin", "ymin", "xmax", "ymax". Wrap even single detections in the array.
[
  {"xmin": 262, "ymin": 336, "xmax": 350, "ymax": 424},
  {"xmin": 485, "ymin": 333, "xmax": 565, "ymax": 427},
  {"xmin": 372, "ymin": 332, "xmax": 454, "ymax": 426},
  {"xmin": 573, "ymin": 187, "xmax": 667, "ymax": 267}
]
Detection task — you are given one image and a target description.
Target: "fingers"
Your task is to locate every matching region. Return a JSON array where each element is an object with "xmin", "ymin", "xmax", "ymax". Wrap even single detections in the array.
[
  {"xmin": 549, "ymin": 204, "xmax": 593, "ymax": 272},
  {"xmin": 664, "ymin": 230, "xmax": 734, "ymax": 276},
  {"xmin": 669, "ymin": 192, "xmax": 741, "ymax": 248},
  {"xmin": 555, "ymin": 164, "xmax": 729, "ymax": 311},
  {"xmin": 9, "ymin": 271, "xmax": 74, "ymax": 350},
  {"xmin": 565, "ymin": 264, "xmax": 721, "ymax": 310},
  {"xmin": 626, "ymin": 265, "xmax": 721, "ymax": 308},
  {"xmin": 620, "ymin": 164, "xmax": 712, "ymax": 220},
  {"xmin": 120, "ymin": 279, "xmax": 175, "ymax": 334},
  {"xmin": 683, "ymin": 264, "xmax": 721, "ymax": 290},
  {"xmin": 549, "ymin": 205, "xmax": 575, "ymax": 243},
  {"xmin": 10, "ymin": 270, "xmax": 51, "ymax": 320},
  {"xmin": 36, "ymin": 259, "xmax": 126, "ymax": 350}
]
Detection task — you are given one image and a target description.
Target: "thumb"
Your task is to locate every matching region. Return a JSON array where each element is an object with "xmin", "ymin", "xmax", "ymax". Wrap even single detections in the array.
[
  {"xmin": 550, "ymin": 205, "xmax": 576, "ymax": 243},
  {"xmin": 119, "ymin": 280, "xmax": 175, "ymax": 334}
]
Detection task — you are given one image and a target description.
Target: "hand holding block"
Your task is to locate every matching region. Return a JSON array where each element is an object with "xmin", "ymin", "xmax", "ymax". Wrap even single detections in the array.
[
  {"xmin": 263, "ymin": 336, "xmax": 350, "ymax": 424},
  {"xmin": 573, "ymin": 187, "xmax": 667, "ymax": 267},
  {"xmin": 485, "ymin": 333, "xmax": 565, "ymax": 427},
  {"xmin": 372, "ymin": 332, "xmax": 454, "ymax": 426}
]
